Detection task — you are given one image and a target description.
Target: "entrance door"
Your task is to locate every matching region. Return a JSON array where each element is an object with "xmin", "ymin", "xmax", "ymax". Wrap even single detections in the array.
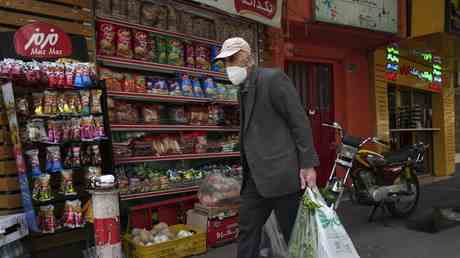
[{"xmin": 286, "ymin": 62, "xmax": 335, "ymax": 186}]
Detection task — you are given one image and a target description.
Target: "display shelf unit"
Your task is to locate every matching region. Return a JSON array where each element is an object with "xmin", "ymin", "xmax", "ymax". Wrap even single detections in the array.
[
  {"xmin": 106, "ymin": 91, "xmax": 238, "ymax": 106},
  {"xmin": 111, "ymin": 124, "xmax": 239, "ymax": 132},
  {"xmin": 97, "ymin": 55, "xmax": 228, "ymax": 81},
  {"xmin": 96, "ymin": 16, "xmax": 222, "ymax": 46},
  {"xmin": 114, "ymin": 152, "xmax": 240, "ymax": 165},
  {"xmin": 120, "ymin": 186, "xmax": 199, "ymax": 201},
  {"xmin": 390, "ymin": 128, "xmax": 441, "ymax": 132}
]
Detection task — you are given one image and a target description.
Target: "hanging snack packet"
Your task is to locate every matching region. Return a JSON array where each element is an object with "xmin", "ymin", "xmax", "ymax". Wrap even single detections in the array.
[
  {"xmin": 46, "ymin": 146, "xmax": 63, "ymax": 173},
  {"xmin": 157, "ymin": 37, "xmax": 169, "ymax": 64},
  {"xmin": 168, "ymin": 38, "xmax": 184, "ymax": 66},
  {"xmin": 117, "ymin": 27, "xmax": 134, "ymax": 59},
  {"xmin": 26, "ymin": 149, "xmax": 42, "ymax": 177},
  {"xmin": 185, "ymin": 43, "xmax": 195, "ymax": 68},
  {"xmin": 91, "ymin": 89, "xmax": 103, "ymax": 114},
  {"xmin": 80, "ymin": 91, "xmax": 91, "ymax": 116},
  {"xmin": 133, "ymin": 30, "xmax": 149, "ymax": 61}
]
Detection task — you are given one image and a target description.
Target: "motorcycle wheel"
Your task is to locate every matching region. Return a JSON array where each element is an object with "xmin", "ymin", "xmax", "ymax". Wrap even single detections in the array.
[{"xmin": 386, "ymin": 168, "xmax": 420, "ymax": 218}]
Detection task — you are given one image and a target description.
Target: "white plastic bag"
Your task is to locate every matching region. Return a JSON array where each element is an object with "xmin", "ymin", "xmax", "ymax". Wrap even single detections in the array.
[
  {"xmin": 260, "ymin": 212, "xmax": 288, "ymax": 258},
  {"xmin": 309, "ymin": 188, "xmax": 360, "ymax": 258}
]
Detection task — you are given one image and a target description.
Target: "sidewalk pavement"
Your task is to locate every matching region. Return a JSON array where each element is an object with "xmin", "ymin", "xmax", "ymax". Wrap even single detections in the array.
[{"xmin": 197, "ymin": 171, "xmax": 460, "ymax": 258}]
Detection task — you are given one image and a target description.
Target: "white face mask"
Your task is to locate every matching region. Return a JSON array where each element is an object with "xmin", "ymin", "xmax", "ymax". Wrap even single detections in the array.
[{"xmin": 226, "ymin": 66, "xmax": 248, "ymax": 85}]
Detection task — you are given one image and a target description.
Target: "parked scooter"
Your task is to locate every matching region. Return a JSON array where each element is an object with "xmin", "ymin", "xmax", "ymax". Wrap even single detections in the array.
[{"xmin": 321, "ymin": 122, "xmax": 427, "ymax": 223}]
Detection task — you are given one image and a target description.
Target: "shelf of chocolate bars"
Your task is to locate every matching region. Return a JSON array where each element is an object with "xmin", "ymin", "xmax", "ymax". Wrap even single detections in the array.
[{"xmin": 0, "ymin": 59, "xmax": 109, "ymax": 234}]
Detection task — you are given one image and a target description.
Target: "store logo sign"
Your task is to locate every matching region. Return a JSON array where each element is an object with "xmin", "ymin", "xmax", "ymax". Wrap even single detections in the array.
[
  {"xmin": 14, "ymin": 22, "xmax": 72, "ymax": 59},
  {"xmin": 235, "ymin": 0, "xmax": 277, "ymax": 19}
]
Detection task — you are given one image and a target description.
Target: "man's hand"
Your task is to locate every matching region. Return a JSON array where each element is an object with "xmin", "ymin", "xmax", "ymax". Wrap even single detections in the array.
[{"xmin": 300, "ymin": 168, "xmax": 317, "ymax": 189}]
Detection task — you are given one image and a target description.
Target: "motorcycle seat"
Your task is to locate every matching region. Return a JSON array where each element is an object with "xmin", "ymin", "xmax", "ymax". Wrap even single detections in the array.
[{"xmin": 383, "ymin": 148, "xmax": 412, "ymax": 165}]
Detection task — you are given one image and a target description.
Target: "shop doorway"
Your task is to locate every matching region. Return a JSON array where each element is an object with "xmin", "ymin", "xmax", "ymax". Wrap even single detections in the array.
[{"xmin": 286, "ymin": 62, "xmax": 335, "ymax": 185}]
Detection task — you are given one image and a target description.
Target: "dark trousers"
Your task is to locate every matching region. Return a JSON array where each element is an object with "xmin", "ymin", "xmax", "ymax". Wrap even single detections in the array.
[{"xmin": 237, "ymin": 175, "xmax": 301, "ymax": 258}]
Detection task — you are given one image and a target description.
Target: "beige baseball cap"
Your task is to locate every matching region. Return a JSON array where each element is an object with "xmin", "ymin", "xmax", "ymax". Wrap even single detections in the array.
[{"xmin": 214, "ymin": 37, "xmax": 251, "ymax": 60}]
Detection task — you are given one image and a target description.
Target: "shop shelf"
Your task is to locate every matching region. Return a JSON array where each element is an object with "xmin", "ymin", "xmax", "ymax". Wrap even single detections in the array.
[
  {"xmin": 97, "ymin": 55, "xmax": 228, "ymax": 80},
  {"xmin": 120, "ymin": 186, "xmax": 199, "ymax": 201},
  {"xmin": 96, "ymin": 16, "xmax": 222, "ymax": 46},
  {"xmin": 114, "ymin": 152, "xmax": 240, "ymax": 165},
  {"xmin": 111, "ymin": 124, "xmax": 240, "ymax": 132},
  {"xmin": 390, "ymin": 128, "xmax": 441, "ymax": 132},
  {"xmin": 106, "ymin": 91, "xmax": 239, "ymax": 105}
]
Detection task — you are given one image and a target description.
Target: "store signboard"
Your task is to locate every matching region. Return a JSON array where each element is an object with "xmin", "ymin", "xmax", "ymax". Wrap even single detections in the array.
[
  {"xmin": 14, "ymin": 22, "xmax": 72, "ymax": 59},
  {"xmin": 190, "ymin": 0, "xmax": 283, "ymax": 27},
  {"xmin": 314, "ymin": 0, "xmax": 398, "ymax": 33}
]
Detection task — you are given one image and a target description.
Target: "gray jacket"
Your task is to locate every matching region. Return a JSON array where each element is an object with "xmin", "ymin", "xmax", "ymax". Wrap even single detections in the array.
[{"xmin": 241, "ymin": 67, "xmax": 320, "ymax": 198}]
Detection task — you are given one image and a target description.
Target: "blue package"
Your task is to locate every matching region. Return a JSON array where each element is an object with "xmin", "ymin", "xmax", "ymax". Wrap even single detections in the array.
[
  {"xmin": 192, "ymin": 79, "xmax": 204, "ymax": 98},
  {"xmin": 203, "ymin": 77, "xmax": 217, "ymax": 99},
  {"xmin": 168, "ymin": 80, "xmax": 182, "ymax": 96},
  {"xmin": 211, "ymin": 46, "xmax": 225, "ymax": 72},
  {"xmin": 181, "ymin": 74, "xmax": 194, "ymax": 97}
]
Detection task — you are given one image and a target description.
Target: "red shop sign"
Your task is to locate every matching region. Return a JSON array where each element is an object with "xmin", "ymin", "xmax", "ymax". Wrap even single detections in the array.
[
  {"xmin": 235, "ymin": 0, "xmax": 277, "ymax": 19},
  {"xmin": 14, "ymin": 22, "xmax": 72, "ymax": 59}
]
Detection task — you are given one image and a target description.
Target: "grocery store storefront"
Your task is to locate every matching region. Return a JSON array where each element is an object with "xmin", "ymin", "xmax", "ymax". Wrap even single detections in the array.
[{"xmin": 372, "ymin": 43, "xmax": 455, "ymax": 177}]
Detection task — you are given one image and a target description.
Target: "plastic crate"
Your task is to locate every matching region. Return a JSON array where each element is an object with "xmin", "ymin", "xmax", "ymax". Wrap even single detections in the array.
[{"xmin": 123, "ymin": 224, "xmax": 207, "ymax": 258}]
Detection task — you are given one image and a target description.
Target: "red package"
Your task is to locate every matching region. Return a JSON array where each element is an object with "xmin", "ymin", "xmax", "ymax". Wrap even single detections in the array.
[
  {"xmin": 117, "ymin": 27, "xmax": 133, "ymax": 59},
  {"xmin": 133, "ymin": 30, "xmax": 149, "ymax": 61},
  {"xmin": 134, "ymin": 74, "xmax": 146, "ymax": 93},
  {"xmin": 123, "ymin": 73, "xmax": 136, "ymax": 92},
  {"xmin": 196, "ymin": 45, "xmax": 211, "ymax": 70},
  {"xmin": 97, "ymin": 23, "xmax": 117, "ymax": 56},
  {"xmin": 185, "ymin": 43, "xmax": 195, "ymax": 68}
]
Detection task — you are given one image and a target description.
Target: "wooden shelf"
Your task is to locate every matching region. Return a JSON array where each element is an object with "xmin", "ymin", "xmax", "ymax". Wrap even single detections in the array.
[
  {"xmin": 114, "ymin": 152, "xmax": 240, "ymax": 165},
  {"xmin": 96, "ymin": 16, "xmax": 222, "ymax": 46},
  {"xmin": 120, "ymin": 186, "xmax": 199, "ymax": 201},
  {"xmin": 97, "ymin": 55, "xmax": 228, "ymax": 80},
  {"xmin": 106, "ymin": 91, "xmax": 238, "ymax": 105},
  {"xmin": 111, "ymin": 124, "xmax": 239, "ymax": 132},
  {"xmin": 390, "ymin": 128, "xmax": 441, "ymax": 132}
]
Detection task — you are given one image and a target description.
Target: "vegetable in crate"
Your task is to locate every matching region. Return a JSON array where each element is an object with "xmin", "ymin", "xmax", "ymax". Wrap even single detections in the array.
[
  {"xmin": 168, "ymin": 38, "xmax": 184, "ymax": 66},
  {"xmin": 116, "ymin": 28, "xmax": 133, "ymax": 59}
]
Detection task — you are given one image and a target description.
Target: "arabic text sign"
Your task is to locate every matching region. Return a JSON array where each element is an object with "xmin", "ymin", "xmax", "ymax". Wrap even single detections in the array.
[
  {"xmin": 314, "ymin": 0, "xmax": 398, "ymax": 33},
  {"xmin": 14, "ymin": 22, "xmax": 72, "ymax": 59},
  {"xmin": 191, "ymin": 0, "xmax": 282, "ymax": 27}
]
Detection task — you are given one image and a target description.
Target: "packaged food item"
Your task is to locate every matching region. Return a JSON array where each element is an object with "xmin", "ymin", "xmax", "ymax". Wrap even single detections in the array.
[
  {"xmin": 46, "ymin": 146, "xmax": 63, "ymax": 173},
  {"xmin": 203, "ymin": 77, "xmax": 217, "ymax": 99},
  {"xmin": 78, "ymin": 91, "xmax": 90, "ymax": 116},
  {"xmin": 70, "ymin": 118, "xmax": 81, "ymax": 141},
  {"xmin": 147, "ymin": 77, "xmax": 168, "ymax": 95},
  {"xmin": 64, "ymin": 63, "xmax": 75, "ymax": 87},
  {"xmin": 142, "ymin": 105, "xmax": 160, "ymax": 124},
  {"xmin": 80, "ymin": 116, "xmax": 94, "ymax": 141},
  {"xmin": 95, "ymin": 0, "xmax": 111, "ymax": 16},
  {"xmin": 216, "ymin": 83, "xmax": 226, "ymax": 100},
  {"xmin": 117, "ymin": 27, "xmax": 133, "ymax": 59},
  {"xmin": 66, "ymin": 92, "xmax": 82, "ymax": 114},
  {"xmin": 192, "ymin": 78, "xmax": 204, "ymax": 98},
  {"xmin": 133, "ymin": 30, "xmax": 149, "ymax": 61},
  {"xmin": 227, "ymin": 85, "xmax": 239, "ymax": 101},
  {"xmin": 189, "ymin": 106, "xmax": 202, "ymax": 125},
  {"xmin": 169, "ymin": 106, "xmax": 188, "ymax": 124},
  {"xmin": 195, "ymin": 45, "xmax": 211, "ymax": 70},
  {"xmin": 185, "ymin": 43, "xmax": 195, "ymax": 68},
  {"xmin": 123, "ymin": 73, "xmax": 136, "ymax": 92},
  {"xmin": 167, "ymin": 6, "xmax": 179, "ymax": 32},
  {"xmin": 47, "ymin": 120, "xmax": 62, "ymax": 144},
  {"xmin": 180, "ymin": 133, "xmax": 196, "ymax": 154},
  {"xmin": 168, "ymin": 79, "xmax": 182, "ymax": 96},
  {"xmin": 195, "ymin": 132, "xmax": 207, "ymax": 153},
  {"xmin": 181, "ymin": 12, "xmax": 194, "ymax": 34},
  {"xmin": 91, "ymin": 145, "xmax": 102, "ymax": 165},
  {"xmin": 111, "ymin": 0, "xmax": 125, "ymax": 18},
  {"xmin": 112, "ymin": 72, "xmax": 125, "ymax": 91},
  {"xmin": 90, "ymin": 89, "xmax": 103, "ymax": 114},
  {"xmin": 62, "ymin": 199, "xmax": 85, "ymax": 228},
  {"xmin": 97, "ymin": 22, "xmax": 117, "ymax": 56},
  {"xmin": 85, "ymin": 166, "xmax": 102, "ymax": 189},
  {"xmin": 147, "ymin": 33, "xmax": 157, "ymax": 62},
  {"xmin": 127, "ymin": 0, "xmax": 141, "ymax": 24},
  {"xmin": 134, "ymin": 75, "xmax": 146, "ymax": 93},
  {"xmin": 32, "ymin": 93, "xmax": 44, "ymax": 116},
  {"xmin": 26, "ymin": 149, "xmax": 42, "ymax": 177},
  {"xmin": 57, "ymin": 93, "xmax": 69, "ymax": 114},
  {"xmin": 26, "ymin": 119, "xmax": 48, "ymax": 142},
  {"xmin": 16, "ymin": 97, "xmax": 29, "ymax": 116},
  {"xmin": 198, "ymin": 173, "xmax": 241, "ymax": 207},
  {"xmin": 211, "ymin": 46, "xmax": 225, "ymax": 72},
  {"xmin": 180, "ymin": 74, "xmax": 193, "ymax": 97},
  {"xmin": 64, "ymin": 146, "xmax": 81, "ymax": 168},
  {"xmin": 93, "ymin": 116, "xmax": 106, "ymax": 139},
  {"xmin": 43, "ymin": 91, "xmax": 58, "ymax": 115},
  {"xmin": 140, "ymin": 2, "xmax": 157, "ymax": 26},
  {"xmin": 38, "ymin": 205, "xmax": 57, "ymax": 234},
  {"xmin": 157, "ymin": 37, "xmax": 169, "ymax": 64},
  {"xmin": 168, "ymin": 38, "xmax": 184, "ymax": 66},
  {"xmin": 60, "ymin": 169, "xmax": 76, "ymax": 196},
  {"xmin": 152, "ymin": 137, "xmax": 166, "ymax": 155},
  {"xmin": 156, "ymin": 5, "xmax": 168, "ymax": 30}
]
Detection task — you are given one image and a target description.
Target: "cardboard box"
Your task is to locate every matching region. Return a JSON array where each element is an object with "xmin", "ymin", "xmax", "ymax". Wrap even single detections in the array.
[
  {"xmin": 0, "ymin": 193, "xmax": 22, "ymax": 209},
  {"xmin": 187, "ymin": 209, "xmax": 239, "ymax": 247},
  {"xmin": 0, "ymin": 161, "xmax": 16, "ymax": 176},
  {"xmin": 0, "ymin": 213, "xmax": 29, "ymax": 247},
  {"xmin": 0, "ymin": 176, "xmax": 19, "ymax": 192}
]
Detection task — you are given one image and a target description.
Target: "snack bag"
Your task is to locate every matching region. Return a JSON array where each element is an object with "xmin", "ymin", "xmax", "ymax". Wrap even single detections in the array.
[
  {"xmin": 211, "ymin": 46, "xmax": 225, "ymax": 72},
  {"xmin": 181, "ymin": 74, "xmax": 193, "ymax": 97},
  {"xmin": 196, "ymin": 45, "xmax": 211, "ymax": 70},
  {"xmin": 97, "ymin": 23, "xmax": 117, "ymax": 56},
  {"xmin": 157, "ymin": 37, "xmax": 169, "ymax": 64},
  {"xmin": 133, "ymin": 30, "xmax": 149, "ymax": 61},
  {"xmin": 117, "ymin": 28, "xmax": 133, "ymax": 59},
  {"xmin": 198, "ymin": 172, "xmax": 241, "ymax": 208},
  {"xmin": 147, "ymin": 33, "xmax": 157, "ymax": 62},
  {"xmin": 185, "ymin": 43, "xmax": 195, "ymax": 68},
  {"xmin": 168, "ymin": 38, "xmax": 184, "ymax": 66}
]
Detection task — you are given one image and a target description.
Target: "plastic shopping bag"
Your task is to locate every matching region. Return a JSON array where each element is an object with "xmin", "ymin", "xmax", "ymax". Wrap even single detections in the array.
[
  {"xmin": 198, "ymin": 172, "xmax": 241, "ymax": 208},
  {"xmin": 259, "ymin": 212, "xmax": 289, "ymax": 258},
  {"xmin": 288, "ymin": 187, "xmax": 360, "ymax": 258}
]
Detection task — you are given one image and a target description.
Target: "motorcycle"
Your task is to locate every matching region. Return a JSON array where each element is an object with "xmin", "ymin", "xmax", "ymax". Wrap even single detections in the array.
[{"xmin": 321, "ymin": 122, "xmax": 426, "ymax": 223}]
